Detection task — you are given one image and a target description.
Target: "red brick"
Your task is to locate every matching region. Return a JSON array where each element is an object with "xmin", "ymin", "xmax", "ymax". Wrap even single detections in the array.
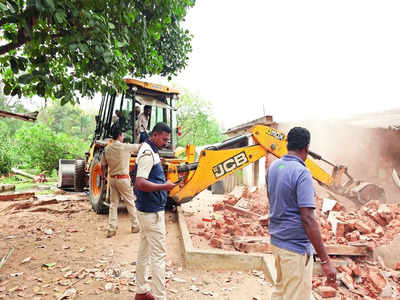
[
  {"xmin": 215, "ymin": 220, "xmax": 224, "ymax": 229},
  {"xmin": 312, "ymin": 278, "xmax": 323, "ymax": 289},
  {"xmin": 336, "ymin": 237, "xmax": 346, "ymax": 244},
  {"xmin": 232, "ymin": 240, "xmax": 270, "ymax": 253},
  {"xmin": 378, "ymin": 204, "xmax": 393, "ymax": 224},
  {"xmin": 258, "ymin": 215, "xmax": 269, "ymax": 226},
  {"xmin": 204, "ymin": 232, "xmax": 212, "ymax": 240},
  {"xmin": 223, "ymin": 196, "xmax": 238, "ymax": 206},
  {"xmin": 367, "ymin": 266, "xmax": 387, "ymax": 293},
  {"xmin": 344, "ymin": 219, "xmax": 356, "ymax": 232},
  {"xmin": 348, "ymin": 263, "xmax": 361, "ymax": 277},
  {"xmin": 340, "ymin": 272, "xmax": 354, "ymax": 289},
  {"xmin": 354, "ymin": 221, "xmax": 372, "ymax": 234},
  {"xmin": 196, "ymin": 222, "xmax": 205, "ymax": 229},
  {"xmin": 389, "ymin": 219, "xmax": 400, "ymax": 229},
  {"xmin": 395, "ymin": 262, "xmax": 400, "ymax": 271},
  {"xmin": 335, "ymin": 222, "xmax": 346, "ymax": 237},
  {"xmin": 364, "ymin": 200, "xmax": 380, "ymax": 210},
  {"xmin": 332, "ymin": 202, "xmax": 345, "ymax": 211},
  {"xmin": 224, "ymin": 216, "xmax": 235, "ymax": 225},
  {"xmin": 317, "ymin": 286, "xmax": 337, "ymax": 298},
  {"xmin": 367, "ymin": 210, "xmax": 387, "ymax": 226},
  {"xmin": 213, "ymin": 230, "xmax": 222, "ymax": 237},
  {"xmin": 212, "ymin": 202, "xmax": 225, "ymax": 211},
  {"xmin": 210, "ymin": 237, "xmax": 223, "ymax": 248},
  {"xmin": 365, "ymin": 242, "xmax": 375, "ymax": 252},
  {"xmin": 341, "ymin": 265, "xmax": 352, "ymax": 276},
  {"xmin": 375, "ymin": 226, "xmax": 384, "ymax": 237},
  {"xmin": 345, "ymin": 230, "xmax": 360, "ymax": 242}
]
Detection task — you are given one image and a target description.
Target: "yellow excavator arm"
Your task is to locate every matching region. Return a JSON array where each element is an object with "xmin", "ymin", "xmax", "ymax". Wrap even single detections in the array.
[{"xmin": 168, "ymin": 125, "xmax": 385, "ymax": 206}]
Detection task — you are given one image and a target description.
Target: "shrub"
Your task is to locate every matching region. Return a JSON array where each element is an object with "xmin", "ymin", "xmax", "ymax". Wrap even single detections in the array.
[
  {"xmin": 0, "ymin": 139, "xmax": 16, "ymax": 174},
  {"xmin": 14, "ymin": 124, "xmax": 88, "ymax": 173}
]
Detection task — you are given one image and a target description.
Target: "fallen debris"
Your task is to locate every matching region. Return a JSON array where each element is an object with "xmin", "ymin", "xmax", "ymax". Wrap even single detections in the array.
[
  {"xmin": 11, "ymin": 168, "xmax": 47, "ymax": 183},
  {"xmin": 0, "ymin": 199, "xmax": 58, "ymax": 215},
  {"xmin": 324, "ymin": 245, "xmax": 369, "ymax": 256},
  {"xmin": 0, "ymin": 192, "xmax": 35, "ymax": 202},
  {"xmin": 58, "ymin": 287, "xmax": 77, "ymax": 300},
  {"xmin": 0, "ymin": 247, "xmax": 15, "ymax": 271},
  {"xmin": 0, "ymin": 196, "xmax": 87, "ymax": 215}
]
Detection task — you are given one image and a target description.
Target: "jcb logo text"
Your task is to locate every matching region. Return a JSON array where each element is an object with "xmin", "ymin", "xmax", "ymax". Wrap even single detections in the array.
[
  {"xmin": 212, "ymin": 152, "xmax": 249, "ymax": 179},
  {"xmin": 266, "ymin": 127, "xmax": 285, "ymax": 140}
]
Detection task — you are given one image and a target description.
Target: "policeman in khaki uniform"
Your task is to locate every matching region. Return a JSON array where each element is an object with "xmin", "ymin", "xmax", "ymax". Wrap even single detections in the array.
[
  {"xmin": 101, "ymin": 125, "xmax": 141, "ymax": 238},
  {"xmin": 134, "ymin": 122, "xmax": 176, "ymax": 300}
]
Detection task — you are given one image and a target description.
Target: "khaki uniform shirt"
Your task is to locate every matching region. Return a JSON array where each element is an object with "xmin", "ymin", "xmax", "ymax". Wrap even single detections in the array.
[{"xmin": 103, "ymin": 141, "xmax": 139, "ymax": 176}]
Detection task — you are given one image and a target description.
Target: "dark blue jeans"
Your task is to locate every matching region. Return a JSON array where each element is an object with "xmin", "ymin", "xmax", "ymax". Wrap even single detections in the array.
[{"xmin": 139, "ymin": 132, "xmax": 148, "ymax": 143}]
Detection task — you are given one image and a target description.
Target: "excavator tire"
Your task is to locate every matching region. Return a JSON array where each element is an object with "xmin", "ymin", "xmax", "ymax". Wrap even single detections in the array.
[
  {"xmin": 74, "ymin": 159, "xmax": 86, "ymax": 192},
  {"xmin": 89, "ymin": 152, "xmax": 108, "ymax": 214}
]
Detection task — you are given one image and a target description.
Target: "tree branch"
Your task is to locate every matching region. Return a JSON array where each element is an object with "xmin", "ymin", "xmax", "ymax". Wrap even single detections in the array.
[
  {"xmin": 0, "ymin": 34, "xmax": 30, "ymax": 56},
  {"xmin": 0, "ymin": 16, "xmax": 19, "ymax": 27}
]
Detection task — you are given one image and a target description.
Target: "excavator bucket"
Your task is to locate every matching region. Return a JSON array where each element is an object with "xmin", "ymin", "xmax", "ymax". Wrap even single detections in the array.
[
  {"xmin": 344, "ymin": 181, "xmax": 386, "ymax": 205},
  {"xmin": 307, "ymin": 151, "xmax": 386, "ymax": 206}
]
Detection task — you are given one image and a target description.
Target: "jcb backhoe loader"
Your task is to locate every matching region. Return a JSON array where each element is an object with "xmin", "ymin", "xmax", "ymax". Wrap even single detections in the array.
[{"xmin": 58, "ymin": 79, "xmax": 385, "ymax": 213}]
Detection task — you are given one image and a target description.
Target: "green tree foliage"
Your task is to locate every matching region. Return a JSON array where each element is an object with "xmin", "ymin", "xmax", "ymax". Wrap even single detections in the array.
[
  {"xmin": 38, "ymin": 103, "xmax": 95, "ymax": 139},
  {"xmin": 0, "ymin": 138, "xmax": 17, "ymax": 174},
  {"xmin": 0, "ymin": 91, "xmax": 29, "ymax": 136},
  {"xmin": 0, "ymin": 92, "xmax": 93, "ymax": 174},
  {"xmin": 0, "ymin": 0, "xmax": 195, "ymax": 103},
  {"xmin": 176, "ymin": 90, "xmax": 225, "ymax": 147},
  {"xmin": 14, "ymin": 123, "xmax": 87, "ymax": 172}
]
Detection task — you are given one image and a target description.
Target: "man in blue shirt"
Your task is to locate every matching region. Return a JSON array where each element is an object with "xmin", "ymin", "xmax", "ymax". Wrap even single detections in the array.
[
  {"xmin": 267, "ymin": 127, "xmax": 336, "ymax": 300},
  {"xmin": 134, "ymin": 122, "xmax": 176, "ymax": 300}
]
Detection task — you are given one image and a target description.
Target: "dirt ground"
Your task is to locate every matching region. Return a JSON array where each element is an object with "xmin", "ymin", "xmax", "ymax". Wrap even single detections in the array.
[{"xmin": 0, "ymin": 189, "xmax": 272, "ymax": 300}]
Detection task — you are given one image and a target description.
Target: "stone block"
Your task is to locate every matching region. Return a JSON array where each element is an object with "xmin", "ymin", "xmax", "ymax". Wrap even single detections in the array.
[
  {"xmin": 354, "ymin": 221, "xmax": 372, "ymax": 234},
  {"xmin": 317, "ymin": 286, "xmax": 337, "ymax": 298},
  {"xmin": 212, "ymin": 202, "xmax": 225, "ymax": 211},
  {"xmin": 210, "ymin": 237, "xmax": 223, "ymax": 248}
]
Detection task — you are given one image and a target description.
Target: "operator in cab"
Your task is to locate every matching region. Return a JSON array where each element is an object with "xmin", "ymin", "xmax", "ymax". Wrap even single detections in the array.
[{"xmin": 137, "ymin": 105, "xmax": 152, "ymax": 143}]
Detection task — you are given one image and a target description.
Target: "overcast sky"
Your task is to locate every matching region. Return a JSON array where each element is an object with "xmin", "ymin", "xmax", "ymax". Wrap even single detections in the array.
[{"xmin": 165, "ymin": 0, "xmax": 400, "ymax": 129}]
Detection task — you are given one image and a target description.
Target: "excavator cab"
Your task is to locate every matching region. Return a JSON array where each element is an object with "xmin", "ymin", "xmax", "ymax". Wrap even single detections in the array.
[
  {"xmin": 92, "ymin": 78, "xmax": 179, "ymax": 151},
  {"xmin": 58, "ymin": 78, "xmax": 181, "ymax": 213}
]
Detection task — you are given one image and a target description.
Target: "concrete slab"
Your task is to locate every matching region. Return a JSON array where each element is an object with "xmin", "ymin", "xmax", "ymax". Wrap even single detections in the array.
[
  {"xmin": 176, "ymin": 190, "xmax": 346, "ymax": 286},
  {"xmin": 177, "ymin": 206, "xmax": 276, "ymax": 284}
]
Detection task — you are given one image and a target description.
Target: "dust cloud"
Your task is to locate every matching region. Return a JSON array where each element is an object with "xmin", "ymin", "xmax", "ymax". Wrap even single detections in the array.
[{"xmin": 278, "ymin": 121, "xmax": 400, "ymax": 202}]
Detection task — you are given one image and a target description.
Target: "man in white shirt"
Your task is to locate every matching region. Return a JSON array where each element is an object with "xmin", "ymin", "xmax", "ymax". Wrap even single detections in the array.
[{"xmin": 137, "ymin": 105, "xmax": 152, "ymax": 143}]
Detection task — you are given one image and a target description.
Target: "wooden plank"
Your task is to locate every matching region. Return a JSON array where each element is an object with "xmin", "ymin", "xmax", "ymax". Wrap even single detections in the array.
[
  {"xmin": 225, "ymin": 204, "xmax": 261, "ymax": 218},
  {"xmin": 325, "ymin": 244, "xmax": 369, "ymax": 256},
  {"xmin": 0, "ymin": 192, "xmax": 35, "ymax": 202},
  {"xmin": 227, "ymin": 240, "xmax": 368, "ymax": 256}
]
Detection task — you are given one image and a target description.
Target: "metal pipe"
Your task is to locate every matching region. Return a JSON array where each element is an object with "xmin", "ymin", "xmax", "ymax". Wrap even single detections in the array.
[
  {"xmin": 308, "ymin": 150, "xmax": 336, "ymax": 167},
  {"xmin": 206, "ymin": 134, "xmax": 250, "ymax": 151},
  {"xmin": 177, "ymin": 163, "xmax": 198, "ymax": 173}
]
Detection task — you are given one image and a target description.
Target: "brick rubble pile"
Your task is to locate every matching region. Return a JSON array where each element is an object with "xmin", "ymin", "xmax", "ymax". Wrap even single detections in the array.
[{"xmin": 185, "ymin": 185, "xmax": 400, "ymax": 299}]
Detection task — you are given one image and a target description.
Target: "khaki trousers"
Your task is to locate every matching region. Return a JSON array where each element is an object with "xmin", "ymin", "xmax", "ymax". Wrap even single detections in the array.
[
  {"xmin": 271, "ymin": 244, "xmax": 314, "ymax": 300},
  {"xmin": 136, "ymin": 211, "xmax": 166, "ymax": 300},
  {"xmin": 108, "ymin": 178, "xmax": 139, "ymax": 230}
]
